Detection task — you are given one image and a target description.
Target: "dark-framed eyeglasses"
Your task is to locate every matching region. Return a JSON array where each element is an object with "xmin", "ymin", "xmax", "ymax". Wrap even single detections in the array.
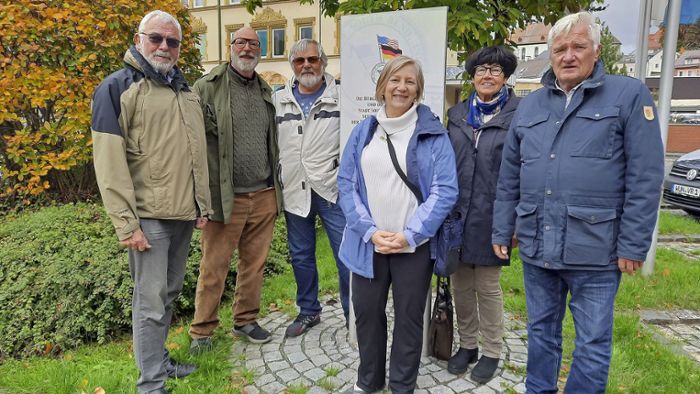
[
  {"xmin": 139, "ymin": 32, "xmax": 181, "ymax": 49},
  {"xmin": 292, "ymin": 56, "xmax": 321, "ymax": 66},
  {"xmin": 232, "ymin": 38, "xmax": 261, "ymax": 49},
  {"xmin": 474, "ymin": 65, "xmax": 504, "ymax": 77}
]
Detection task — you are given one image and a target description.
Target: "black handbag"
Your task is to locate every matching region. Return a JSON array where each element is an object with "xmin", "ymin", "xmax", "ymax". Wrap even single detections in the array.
[
  {"xmin": 385, "ymin": 132, "xmax": 463, "ymax": 276},
  {"xmin": 428, "ymin": 275, "xmax": 454, "ymax": 360}
]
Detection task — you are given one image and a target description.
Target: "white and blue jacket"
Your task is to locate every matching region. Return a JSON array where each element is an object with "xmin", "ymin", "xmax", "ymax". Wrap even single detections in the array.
[
  {"xmin": 337, "ymin": 104, "xmax": 458, "ymax": 278},
  {"xmin": 492, "ymin": 61, "xmax": 664, "ymax": 270}
]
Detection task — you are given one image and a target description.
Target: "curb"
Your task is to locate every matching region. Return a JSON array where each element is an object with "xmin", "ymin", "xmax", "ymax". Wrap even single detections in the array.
[{"xmin": 657, "ymin": 234, "xmax": 700, "ymax": 244}]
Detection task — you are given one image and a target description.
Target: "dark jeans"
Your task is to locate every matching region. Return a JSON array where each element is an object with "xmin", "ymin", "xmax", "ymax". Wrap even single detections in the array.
[
  {"xmin": 523, "ymin": 263, "xmax": 621, "ymax": 394},
  {"xmin": 129, "ymin": 219, "xmax": 194, "ymax": 393},
  {"xmin": 285, "ymin": 190, "xmax": 350, "ymax": 318},
  {"xmin": 352, "ymin": 243, "xmax": 432, "ymax": 394}
]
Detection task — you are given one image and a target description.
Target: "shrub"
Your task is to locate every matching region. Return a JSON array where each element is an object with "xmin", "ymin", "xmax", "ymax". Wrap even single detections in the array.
[{"xmin": 0, "ymin": 203, "xmax": 289, "ymax": 358}]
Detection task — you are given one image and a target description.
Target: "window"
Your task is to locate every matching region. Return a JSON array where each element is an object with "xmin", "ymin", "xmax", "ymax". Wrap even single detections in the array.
[
  {"xmin": 181, "ymin": 0, "xmax": 189, "ymax": 6},
  {"xmin": 534, "ymin": 47, "xmax": 539, "ymax": 57},
  {"xmin": 195, "ymin": 33, "xmax": 206, "ymax": 60},
  {"xmin": 250, "ymin": 7, "xmax": 287, "ymax": 59},
  {"xmin": 294, "ymin": 17, "xmax": 315, "ymax": 41},
  {"xmin": 299, "ymin": 26, "xmax": 313, "ymax": 40},
  {"xmin": 255, "ymin": 29, "xmax": 268, "ymax": 57},
  {"xmin": 272, "ymin": 28, "xmax": 285, "ymax": 57},
  {"xmin": 521, "ymin": 48, "xmax": 526, "ymax": 60},
  {"xmin": 515, "ymin": 89, "xmax": 531, "ymax": 97},
  {"xmin": 680, "ymin": 71, "xmax": 684, "ymax": 76},
  {"xmin": 194, "ymin": 0, "xmax": 205, "ymax": 6},
  {"xmin": 227, "ymin": 0, "xmax": 241, "ymax": 4}
]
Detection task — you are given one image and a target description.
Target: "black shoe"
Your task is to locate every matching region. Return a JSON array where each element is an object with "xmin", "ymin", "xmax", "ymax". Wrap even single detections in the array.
[
  {"xmin": 470, "ymin": 355, "xmax": 499, "ymax": 384},
  {"xmin": 447, "ymin": 347, "xmax": 478, "ymax": 374},
  {"xmin": 189, "ymin": 337, "xmax": 213, "ymax": 355},
  {"xmin": 233, "ymin": 322, "xmax": 272, "ymax": 344},
  {"xmin": 285, "ymin": 313, "xmax": 321, "ymax": 338},
  {"xmin": 165, "ymin": 359, "xmax": 196, "ymax": 379}
]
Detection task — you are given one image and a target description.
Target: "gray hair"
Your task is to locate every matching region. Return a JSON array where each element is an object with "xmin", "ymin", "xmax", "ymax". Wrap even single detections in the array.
[
  {"xmin": 548, "ymin": 11, "xmax": 601, "ymax": 50},
  {"xmin": 138, "ymin": 10, "xmax": 182, "ymax": 39},
  {"xmin": 288, "ymin": 39, "xmax": 328, "ymax": 68}
]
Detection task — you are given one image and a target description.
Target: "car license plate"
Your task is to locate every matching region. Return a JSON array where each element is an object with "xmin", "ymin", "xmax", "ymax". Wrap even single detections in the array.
[{"xmin": 672, "ymin": 184, "xmax": 700, "ymax": 198}]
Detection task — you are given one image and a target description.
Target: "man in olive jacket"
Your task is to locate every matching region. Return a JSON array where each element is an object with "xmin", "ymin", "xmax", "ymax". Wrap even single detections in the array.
[
  {"xmin": 92, "ymin": 11, "xmax": 211, "ymax": 394},
  {"xmin": 189, "ymin": 26, "xmax": 282, "ymax": 350}
]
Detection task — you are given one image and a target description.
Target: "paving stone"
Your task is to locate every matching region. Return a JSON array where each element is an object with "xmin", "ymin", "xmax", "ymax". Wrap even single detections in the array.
[
  {"xmin": 307, "ymin": 387, "xmax": 330, "ymax": 394},
  {"xmin": 512, "ymin": 382, "xmax": 527, "ymax": 393},
  {"xmin": 416, "ymin": 374, "xmax": 436, "ymax": 388},
  {"xmin": 288, "ymin": 351, "xmax": 307, "ymax": 363},
  {"xmin": 294, "ymin": 359, "xmax": 315, "ymax": 373},
  {"xmin": 472, "ymin": 384, "xmax": 497, "ymax": 394},
  {"xmin": 639, "ymin": 310, "xmax": 679, "ymax": 324},
  {"xmin": 432, "ymin": 369, "xmax": 458, "ymax": 383},
  {"xmin": 448, "ymin": 377, "xmax": 477, "ymax": 392},
  {"xmin": 243, "ymin": 385, "xmax": 259, "ymax": 394},
  {"xmin": 311, "ymin": 354, "xmax": 332, "ymax": 367},
  {"xmin": 428, "ymin": 385, "xmax": 455, "ymax": 393},
  {"xmin": 267, "ymin": 360, "xmax": 290, "ymax": 372},
  {"xmin": 254, "ymin": 372, "xmax": 276, "ymax": 386},
  {"xmin": 304, "ymin": 367, "xmax": 327, "ymax": 381},
  {"xmin": 259, "ymin": 381, "xmax": 286, "ymax": 393},
  {"xmin": 277, "ymin": 367, "xmax": 301, "ymax": 383}
]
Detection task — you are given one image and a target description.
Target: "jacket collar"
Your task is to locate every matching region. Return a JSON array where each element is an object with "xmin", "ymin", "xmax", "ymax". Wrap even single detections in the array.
[
  {"xmin": 365, "ymin": 103, "xmax": 445, "ymax": 138},
  {"xmin": 541, "ymin": 60, "xmax": 605, "ymax": 92},
  {"xmin": 279, "ymin": 72, "xmax": 337, "ymax": 104},
  {"xmin": 124, "ymin": 46, "xmax": 190, "ymax": 92},
  {"xmin": 452, "ymin": 88, "xmax": 518, "ymax": 131},
  {"xmin": 202, "ymin": 62, "xmax": 273, "ymax": 98}
]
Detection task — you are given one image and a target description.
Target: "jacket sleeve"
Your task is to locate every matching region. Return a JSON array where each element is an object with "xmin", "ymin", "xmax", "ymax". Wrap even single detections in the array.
[
  {"xmin": 617, "ymin": 83, "xmax": 664, "ymax": 261},
  {"xmin": 337, "ymin": 125, "xmax": 378, "ymax": 243},
  {"xmin": 403, "ymin": 133, "xmax": 458, "ymax": 247},
  {"xmin": 91, "ymin": 79, "xmax": 140, "ymax": 241},
  {"xmin": 491, "ymin": 115, "xmax": 521, "ymax": 246}
]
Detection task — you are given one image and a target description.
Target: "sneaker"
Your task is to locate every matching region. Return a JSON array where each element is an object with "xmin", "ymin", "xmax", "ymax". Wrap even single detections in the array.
[
  {"xmin": 232, "ymin": 322, "xmax": 272, "ymax": 344},
  {"xmin": 165, "ymin": 358, "xmax": 196, "ymax": 379},
  {"xmin": 189, "ymin": 337, "xmax": 213, "ymax": 355},
  {"xmin": 447, "ymin": 347, "xmax": 479, "ymax": 374},
  {"xmin": 470, "ymin": 355, "xmax": 499, "ymax": 384},
  {"xmin": 285, "ymin": 313, "xmax": 321, "ymax": 338}
]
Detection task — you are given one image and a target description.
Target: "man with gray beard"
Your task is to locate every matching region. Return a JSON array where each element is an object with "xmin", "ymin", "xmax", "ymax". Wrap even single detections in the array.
[
  {"xmin": 91, "ymin": 10, "xmax": 211, "ymax": 393},
  {"xmin": 188, "ymin": 27, "xmax": 282, "ymax": 352},
  {"xmin": 272, "ymin": 39, "xmax": 349, "ymax": 337}
]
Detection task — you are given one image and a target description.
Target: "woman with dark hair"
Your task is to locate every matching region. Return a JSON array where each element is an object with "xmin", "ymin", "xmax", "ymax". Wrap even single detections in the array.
[
  {"xmin": 445, "ymin": 46, "xmax": 520, "ymax": 384},
  {"xmin": 338, "ymin": 55, "xmax": 457, "ymax": 393}
]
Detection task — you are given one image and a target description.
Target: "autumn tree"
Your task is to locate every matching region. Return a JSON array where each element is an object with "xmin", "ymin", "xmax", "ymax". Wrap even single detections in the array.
[
  {"xmin": 678, "ymin": 18, "xmax": 700, "ymax": 50},
  {"xmin": 245, "ymin": 0, "xmax": 602, "ymax": 73},
  {"xmin": 0, "ymin": 1, "xmax": 203, "ymax": 206}
]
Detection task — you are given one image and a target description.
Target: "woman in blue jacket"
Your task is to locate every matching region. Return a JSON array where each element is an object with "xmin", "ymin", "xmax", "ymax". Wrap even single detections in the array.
[{"xmin": 337, "ymin": 55, "xmax": 458, "ymax": 393}]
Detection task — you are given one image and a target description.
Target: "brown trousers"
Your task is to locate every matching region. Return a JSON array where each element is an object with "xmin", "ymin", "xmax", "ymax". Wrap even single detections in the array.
[
  {"xmin": 189, "ymin": 188, "xmax": 277, "ymax": 338},
  {"xmin": 451, "ymin": 264, "xmax": 504, "ymax": 358}
]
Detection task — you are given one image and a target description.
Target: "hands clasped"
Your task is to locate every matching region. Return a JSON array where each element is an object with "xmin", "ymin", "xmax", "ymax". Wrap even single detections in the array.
[{"xmin": 372, "ymin": 230, "xmax": 409, "ymax": 254}]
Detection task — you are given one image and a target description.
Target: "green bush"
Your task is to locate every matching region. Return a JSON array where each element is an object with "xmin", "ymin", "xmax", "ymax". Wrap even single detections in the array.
[{"xmin": 0, "ymin": 203, "xmax": 289, "ymax": 358}]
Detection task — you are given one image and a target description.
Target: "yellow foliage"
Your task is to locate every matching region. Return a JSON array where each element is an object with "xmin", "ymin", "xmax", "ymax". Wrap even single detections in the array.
[{"xmin": 0, "ymin": 0, "xmax": 203, "ymax": 204}]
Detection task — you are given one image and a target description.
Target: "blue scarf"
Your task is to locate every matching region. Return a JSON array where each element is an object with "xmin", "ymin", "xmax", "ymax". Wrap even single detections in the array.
[{"xmin": 466, "ymin": 86, "xmax": 509, "ymax": 129}]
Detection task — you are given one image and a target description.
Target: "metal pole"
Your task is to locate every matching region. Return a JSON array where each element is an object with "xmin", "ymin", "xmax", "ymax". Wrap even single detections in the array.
[
  {"xmin": 635, "ymin": 0, "xmax": 652, "ymax": 81},
  {"xmin": 643, "ymin": 0, "xmax": 682, "ymax": 277}
]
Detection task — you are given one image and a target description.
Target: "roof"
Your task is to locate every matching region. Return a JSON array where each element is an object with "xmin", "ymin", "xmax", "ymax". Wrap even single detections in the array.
[
  {"xmin": 645, "ymin": 76, "xmax": 700, "ymax": 99},
  {"xmin": 648, "ymin": 29, "xmax": 663, "ymax": 50},
  {"xmin": 510, "ymin": 23, "xmax": 551, "ymax": 45},
  {"xmin": 675, "ymin": 49, "xmax": 700, "ymax": 68},
  {"xmin": 514, "ymin": 50, "xmax": 551, "ymax": 80}
]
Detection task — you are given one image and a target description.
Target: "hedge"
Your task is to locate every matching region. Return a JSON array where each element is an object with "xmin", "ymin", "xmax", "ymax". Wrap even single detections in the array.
[{"xmin": 0, "ymin": 203, "xmax": 289, "ymax": 358}]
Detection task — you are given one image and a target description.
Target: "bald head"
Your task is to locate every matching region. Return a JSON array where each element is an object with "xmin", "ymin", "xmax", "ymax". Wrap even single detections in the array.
[{"xmin": 230, "ymin": 26, "xmax": 261, "ymax": 78}]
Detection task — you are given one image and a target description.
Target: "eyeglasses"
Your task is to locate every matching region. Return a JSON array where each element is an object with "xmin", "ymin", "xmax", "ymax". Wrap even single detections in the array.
[
  {"xmin": 292, "ymin": 56, "xmax": 321, "ymax": 66},
  {"xmin": 232, "ymin": 38, "xmax": 261, "ymax": 49},
  {"xmin": 139, "ymin": 32, "xmax": 181, "ymax": 49},
  {"xmin": 474, "ymin": 65, "xmax": 504, "ymax": 77}
]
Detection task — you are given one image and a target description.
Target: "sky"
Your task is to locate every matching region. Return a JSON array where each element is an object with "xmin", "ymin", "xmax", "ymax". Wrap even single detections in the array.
[{"xmin": 594, "ymin": 0, "xmax": 644, "ymax": 54}]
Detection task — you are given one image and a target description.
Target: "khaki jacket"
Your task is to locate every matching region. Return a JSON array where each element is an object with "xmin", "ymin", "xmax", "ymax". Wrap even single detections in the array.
[
  {"xmin": 193, "ymin": 62, "xmax": 282, "ymax": 223},
  {"xmin": 91, "ymin": 47, "xmax": 212, "ymax": 240}
]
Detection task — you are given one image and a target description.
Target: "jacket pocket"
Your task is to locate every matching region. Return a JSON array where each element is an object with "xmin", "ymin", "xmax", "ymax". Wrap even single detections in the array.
[
  {"xmin": 515, "ymin": 201, "xmax": 539, "ymax": 258},
  {"xmin": 564, "ymin": 205, "xmax": 617, "ymax": 265},
  {"xmin": 570, "ymin": 107, "xmax": 620, "ymax": 159},
  {"xmin": 516, "ymin": 113, "xmax": 549, "ymax": 160}
]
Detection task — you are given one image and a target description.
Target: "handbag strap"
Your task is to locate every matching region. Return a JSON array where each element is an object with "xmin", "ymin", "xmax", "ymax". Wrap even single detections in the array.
[{"xmin": 385, "ymin": 132, "xmax": 424, "ymax": 204}]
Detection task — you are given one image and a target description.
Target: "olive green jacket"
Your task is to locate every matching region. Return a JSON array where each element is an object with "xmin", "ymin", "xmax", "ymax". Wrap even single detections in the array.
[{"xmin": 193, "ymin": 62, "xmax": 282, "ymax": 223}]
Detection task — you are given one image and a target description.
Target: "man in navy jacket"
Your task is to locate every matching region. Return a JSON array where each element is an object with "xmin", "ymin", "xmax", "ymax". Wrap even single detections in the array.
[{"xmin": 492, "ymin": 11, "xmax": 664, "ymax": 393}]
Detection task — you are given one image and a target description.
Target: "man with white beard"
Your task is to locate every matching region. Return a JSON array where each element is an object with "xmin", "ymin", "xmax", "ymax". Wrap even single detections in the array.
[
  {"xmin": 91, "ymin": 10, "xmax": 211, "ymax": 393},
  {"xmin": 188, "ymin": 26, "xmax": 282, "ymax": 352},
  {"xmin": 272, "ymin": 39, "xmax": 349, "ymax": 337}
]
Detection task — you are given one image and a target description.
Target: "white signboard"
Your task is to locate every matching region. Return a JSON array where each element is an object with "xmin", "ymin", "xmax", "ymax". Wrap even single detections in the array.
[{"xmin": 340, "ymin": 7, "xmax": 448, "ymax": 149}]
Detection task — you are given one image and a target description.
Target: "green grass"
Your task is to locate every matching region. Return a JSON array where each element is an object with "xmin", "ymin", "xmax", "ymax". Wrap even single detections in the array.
[{"xmin": 658, "ymin": 211, "xmax": 700, "ymax": 235}]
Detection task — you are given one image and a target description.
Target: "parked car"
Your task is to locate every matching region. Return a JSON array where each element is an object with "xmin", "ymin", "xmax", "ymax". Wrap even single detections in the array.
[{"xmin": 663, "ymin": 148, "xmax": 700, "ymax": 216}]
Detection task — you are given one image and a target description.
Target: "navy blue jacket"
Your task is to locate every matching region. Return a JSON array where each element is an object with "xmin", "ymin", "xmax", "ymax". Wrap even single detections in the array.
[
  {"xmin": 492, "ymin": 62, "xmax": 664, "ymax": 270},
  {"xmin": 448, "ymin": 90, "xmax": 520, "ymax": 266},
  {"xmin": 337, "ymin": 104, "xmax": 458, "ymax": 279}
]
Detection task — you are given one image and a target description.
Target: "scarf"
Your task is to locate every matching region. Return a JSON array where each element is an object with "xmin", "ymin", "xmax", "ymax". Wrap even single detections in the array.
[{"xmin": 466, "ymin": 86, "xmax": 509, "ymax": 129}]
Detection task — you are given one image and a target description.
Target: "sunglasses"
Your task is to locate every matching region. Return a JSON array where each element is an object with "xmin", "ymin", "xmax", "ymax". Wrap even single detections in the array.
[
  {"xmin": 292, "ymin": 56, "xmax": 321, "ymax": 66},
  {"xmin": 139, "ymin": 32, "xmax": 181, "ymax": 49}
]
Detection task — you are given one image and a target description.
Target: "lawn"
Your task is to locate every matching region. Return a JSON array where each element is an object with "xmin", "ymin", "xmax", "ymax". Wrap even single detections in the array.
[
  {"xmin": 658, "ymin": 211, "xmax": 700, "ymax": 235},
  {"xmin": 1, "ymin": 214, "xmax": 700, "ymax": 393}
]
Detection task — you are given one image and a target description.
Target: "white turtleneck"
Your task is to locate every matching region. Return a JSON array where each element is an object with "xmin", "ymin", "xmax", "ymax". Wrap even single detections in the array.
[{"xmin": 361, "ymin": 104, "xmax": 425, "ymax": 253}]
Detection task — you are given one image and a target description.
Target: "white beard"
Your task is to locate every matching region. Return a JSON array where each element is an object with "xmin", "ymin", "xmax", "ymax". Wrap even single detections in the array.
[
  {"xmin": 231, "ymin": 53, "xmax": 260, "ymax": 73},
  {"xmin": 297, "ymin": 73, "xmax": 323, "ymax": 89},
  {"xmin": 138, "ymin": 44, "xmax": 176, "ymax": 75}
]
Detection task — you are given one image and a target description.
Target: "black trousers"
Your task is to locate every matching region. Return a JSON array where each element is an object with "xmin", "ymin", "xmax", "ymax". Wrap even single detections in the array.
[{"xmin": 352, "ymin": 243, "xmax": 432, "ymax": 394}]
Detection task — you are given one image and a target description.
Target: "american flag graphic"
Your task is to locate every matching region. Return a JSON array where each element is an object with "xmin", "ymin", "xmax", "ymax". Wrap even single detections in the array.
[{"xmin": 377, "ymin": 35, "xmax": 402, "ymax": 62}]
